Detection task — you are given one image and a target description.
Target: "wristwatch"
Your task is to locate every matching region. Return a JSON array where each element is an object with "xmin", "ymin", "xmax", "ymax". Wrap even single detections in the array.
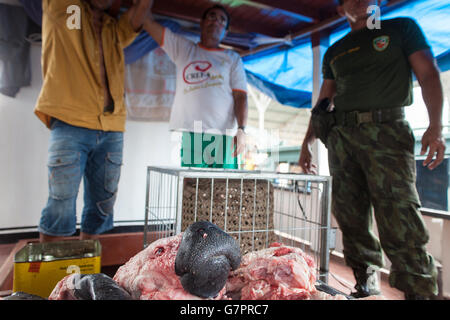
[{"xmin": 238, "ymin": 126, "xmax": 246, "ymax": 133}]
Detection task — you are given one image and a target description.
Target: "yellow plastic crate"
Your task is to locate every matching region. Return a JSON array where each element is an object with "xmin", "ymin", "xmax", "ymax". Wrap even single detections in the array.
[{"xmin": 13, "ymin": 240, "xmax": 101, "ymax": 298}]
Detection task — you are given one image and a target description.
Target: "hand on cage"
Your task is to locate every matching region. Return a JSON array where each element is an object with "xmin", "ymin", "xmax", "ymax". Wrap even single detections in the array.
[{"xmin": 231, "ymin": 127, "xmax": 246, "ymax": 157}]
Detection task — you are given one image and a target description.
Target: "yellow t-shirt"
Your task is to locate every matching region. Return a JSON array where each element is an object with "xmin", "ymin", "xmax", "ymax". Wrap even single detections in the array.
[{"xmin": 35, "ymin": 0, "xmax": 139, "ymax": 132}]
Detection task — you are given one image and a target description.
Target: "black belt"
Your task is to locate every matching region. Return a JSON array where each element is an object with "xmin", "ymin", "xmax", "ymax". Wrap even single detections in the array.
[{"xmin": 334, "ymin": 107, "xmax": 405, "ymax": 126}]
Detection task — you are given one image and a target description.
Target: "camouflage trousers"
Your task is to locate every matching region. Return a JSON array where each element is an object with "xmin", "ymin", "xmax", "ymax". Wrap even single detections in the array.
[{"xmin": 327, "ymin": 119, "xmax": 438, "ymax": 296}]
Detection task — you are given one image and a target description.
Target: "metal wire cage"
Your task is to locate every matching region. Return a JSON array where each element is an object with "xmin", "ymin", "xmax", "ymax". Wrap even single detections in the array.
[{"xmin": 144, "ymin": 166, "xmax": 335, "ymax": 283}]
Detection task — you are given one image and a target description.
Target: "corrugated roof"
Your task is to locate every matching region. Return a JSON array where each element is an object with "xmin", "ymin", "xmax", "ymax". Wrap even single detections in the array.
[{"xmin": 115, "ymin": 0, "xmax": 339, "ymax": 53}]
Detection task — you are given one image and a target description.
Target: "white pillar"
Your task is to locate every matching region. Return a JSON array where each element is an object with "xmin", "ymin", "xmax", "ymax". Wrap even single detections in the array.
[
  {"xmin": 259, "ymin": 110, "xmax": 265, "ymax": 133},
  {"xmin": 311, "ymin": 32, "xmax": 330, "ymax": 176},
  {"xmin": 248, "ymin": 85, "xmax": 271, "ymax": 146}
]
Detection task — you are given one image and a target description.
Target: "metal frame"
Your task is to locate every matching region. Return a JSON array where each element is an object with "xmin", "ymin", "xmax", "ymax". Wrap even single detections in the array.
[{"xmin": 144, "ymin": 166, "xmax": 334, "ymax": 283}]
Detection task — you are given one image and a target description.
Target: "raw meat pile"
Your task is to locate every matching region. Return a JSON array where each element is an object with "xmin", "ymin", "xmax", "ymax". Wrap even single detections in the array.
[
  {"xmin": 113, "ymin": 221, "xmax": 241, "ymax": 300},
  {"xmin": 47, "ymin": 232, "xmax": 224, "ymax": 300},
  {"xmin": 42, "ymin": 221, "xmax": 386, "ymax": 301},
  {"xmin": 225, "ymin": 242, "xmax": 318, "ymax": 300},
  {"xmin": 224, "ymin": 243, "xmax": 384, "ymax": 300},
  {"xmin": 113, "ymin": 233, "xmax": 224, "ymax": 300},
  {"xmin": 47, "ymin": 239, "xmax": 332, "ymax": 301},
  {"xmin": 49, "ymin": 274, "xmax": 80, "ymax": 300},
  {"xmin": 47, "ymin": 221, "xmax": 241, "ymax": 301}
]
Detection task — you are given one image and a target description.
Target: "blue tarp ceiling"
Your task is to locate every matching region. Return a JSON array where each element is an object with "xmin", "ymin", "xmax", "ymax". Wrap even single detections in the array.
[
  {"xmin": 243, "ymin": 0, "xmax": 450, "ymax": 108},
  {"xmin": 18, "ymin": 0, "xmax": 450, "ymax": 109}
]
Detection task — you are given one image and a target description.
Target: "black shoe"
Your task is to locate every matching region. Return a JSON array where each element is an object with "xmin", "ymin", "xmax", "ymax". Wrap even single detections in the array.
[
  {"xmin": 350, "ymin": 267, "xmax": 381, "ymax": 298},
  {"xmin": 350, "ymin": 287, "xmax": 371, "ymax": 298},
  {"xmin": 350, "ymin": 283, "xmax": 381, "ymax": 298}
]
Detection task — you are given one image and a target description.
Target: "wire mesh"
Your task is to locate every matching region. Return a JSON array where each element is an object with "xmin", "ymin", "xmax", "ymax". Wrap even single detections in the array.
[{"xmin": 143, "ymin": 166, "xmax": 334, "ymax": 283}]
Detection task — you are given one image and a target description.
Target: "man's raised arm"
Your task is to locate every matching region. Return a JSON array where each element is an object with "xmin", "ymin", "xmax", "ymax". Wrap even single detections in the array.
[
  {"xmin": 141, "ymin": 0, "xmax": 165, "ymax": 46},
  {"xmin": 126, "ymin": 0, "xmax": 153, "ymax": 32}
]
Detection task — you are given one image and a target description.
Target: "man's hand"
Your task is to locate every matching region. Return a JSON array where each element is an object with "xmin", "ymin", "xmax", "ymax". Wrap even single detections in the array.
[
  {"xmin": 421, "ymin": 125, "xmax": 446, "ymax": 170},
  {"xmin": 296, "ymin": 79, "xmax": 334, "ymax": 175},
  {"xmin": 142, "ymin": 0, "xmax": 165, "ymax": 46},
  {"xmin": 231, "ymin": 128, "xmax": 246, "ymax": 157},
  {"xmin": 410, "ymin": 49, "xmax": 445, "ymax": 170},
  {"xmin": 231, "ymin": 90, "xmax": 248, "ymax": 158},
  {"xmin": 298, "ymin": 142, "xmax": 317, "ymax": 175},
  {"xmin": 128, "ymin": 0, "xmax": 152, "ymax": 32}
]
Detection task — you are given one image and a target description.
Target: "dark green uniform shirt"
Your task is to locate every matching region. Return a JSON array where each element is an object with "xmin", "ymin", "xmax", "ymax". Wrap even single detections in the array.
[{"xmin": 322, "ymin": 18, "xmax": 431, "ymax": 112}]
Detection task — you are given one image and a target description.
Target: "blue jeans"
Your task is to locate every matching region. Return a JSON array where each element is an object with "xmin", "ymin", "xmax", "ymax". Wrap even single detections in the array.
[{"xmin": 39, "ymin": 119, "xmax": 123, "ymax": 236}]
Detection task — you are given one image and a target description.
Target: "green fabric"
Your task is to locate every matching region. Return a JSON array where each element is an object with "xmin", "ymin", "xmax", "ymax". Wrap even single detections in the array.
[
  {"xmin": 181, "ymin": 132, "xmax": 238, "ymax": 169},
  {"xmin": 322, "ymin": 18, "xmax": 431, "ymax": 112},
  {"xmin": 327, "ymin": 120, "xmax": 438, "ymax": 296}
]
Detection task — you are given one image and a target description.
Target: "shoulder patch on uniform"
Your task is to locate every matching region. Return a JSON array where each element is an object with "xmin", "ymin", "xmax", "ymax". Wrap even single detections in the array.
[{"xmin": 373, "ymin": 35, "xmax": 390, "ymax": 52}]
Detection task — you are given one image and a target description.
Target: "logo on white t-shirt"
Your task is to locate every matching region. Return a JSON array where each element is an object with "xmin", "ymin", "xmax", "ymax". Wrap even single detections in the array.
[{"xmin": 183, "ymin": 61, "xmax": 212, "ymax": 84}]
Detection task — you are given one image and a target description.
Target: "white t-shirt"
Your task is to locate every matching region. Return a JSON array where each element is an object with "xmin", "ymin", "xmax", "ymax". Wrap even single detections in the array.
[{"xmin": 161, "ymin": 28, "xmax": 247, "ymax": 135}]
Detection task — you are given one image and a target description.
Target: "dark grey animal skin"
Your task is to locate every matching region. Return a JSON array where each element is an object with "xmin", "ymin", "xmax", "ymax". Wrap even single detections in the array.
[
  {"xmin": 175, "ymin": 221, "xmax": 241, "ymax": 298},
  {"xmin": 72, "ymin": 273, "xmax": 132, "ymax": 300},
  {"xmin": 3, "ymin": 292, "xmax": 46, "ymax": 300}
]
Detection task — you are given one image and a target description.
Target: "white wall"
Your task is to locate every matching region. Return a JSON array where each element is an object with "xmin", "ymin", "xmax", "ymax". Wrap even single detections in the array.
[{"xmin": 0, "ymin": 44, "xmax": 177, "ymax": 232}]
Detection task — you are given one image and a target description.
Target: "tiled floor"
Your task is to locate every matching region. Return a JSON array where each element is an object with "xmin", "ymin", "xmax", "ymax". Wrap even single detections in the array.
[
  {"xmin": 0, "ymin": 244, "xmax": 14, "ymax": 267},
  {"xmin": 327, "ymin": 255, "xmax": 404, "ymax": 300}
]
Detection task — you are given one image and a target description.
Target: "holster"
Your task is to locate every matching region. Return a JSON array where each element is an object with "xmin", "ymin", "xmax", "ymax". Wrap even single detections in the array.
[{"xmin": 310, "ymin": 98, "xmax": 335, "ymax": 147}]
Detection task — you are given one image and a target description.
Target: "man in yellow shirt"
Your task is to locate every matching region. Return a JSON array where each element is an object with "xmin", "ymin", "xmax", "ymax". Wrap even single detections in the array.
[{"xmin": 35, "ymin": 0, "xmax": 151, "ymax": 242}]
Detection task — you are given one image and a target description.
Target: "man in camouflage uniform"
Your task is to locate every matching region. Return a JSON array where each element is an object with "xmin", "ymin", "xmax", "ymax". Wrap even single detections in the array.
[{"xmin": 298, "ymin": 0, "xmax": 446, "ymax": 299}]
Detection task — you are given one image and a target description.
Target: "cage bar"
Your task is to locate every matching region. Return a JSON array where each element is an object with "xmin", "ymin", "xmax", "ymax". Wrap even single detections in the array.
[{"xmin": 144, "ymin": 166, "xmax": 334, "ymax": 283}]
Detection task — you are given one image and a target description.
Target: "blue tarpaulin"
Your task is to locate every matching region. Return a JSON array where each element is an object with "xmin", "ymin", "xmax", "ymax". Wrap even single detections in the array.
[
  {"xmin": 17, "ymin": 0, "xmax": 450, "ymax": 109},
  {"xmin": 244, "ymin": 0, "xmax": 450, "ymax": 108}
]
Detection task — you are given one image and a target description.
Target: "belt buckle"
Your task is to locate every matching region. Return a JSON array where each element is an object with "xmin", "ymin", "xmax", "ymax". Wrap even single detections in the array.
[{"xmin": 356, "ymin": 112, "xmax": 373, "ymax": 126}]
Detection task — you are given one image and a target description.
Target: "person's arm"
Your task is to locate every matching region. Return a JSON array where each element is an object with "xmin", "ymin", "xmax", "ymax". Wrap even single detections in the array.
[
  {"xmin": 233, "ymin": 90, "xmax": 248, "ymax": 131},
  {"xmin": 42, "ymin": 0, "xmax": 71, "ymax": 12},
  {"xmin": 116, "ymin": 0, "xmax": 152, "ymax": 48},
  {"xmin": 231, "ymin": 90, "xmax": 248, "ymax": 157},
  {"xmin": 125, "ymin": 0, "xmax": 153, "ymax": 32},
  {"xmin": 409, "ymin": 49, "xmax": 446, "ymax": 170},
  {"xmin": 142, "ymin": 0, "xmax": 165, "ymax": 46},
  {"xmin": 42, "ymin": 0, "xmax": 74, "ymax": 22},
  {"xmin": 298, "ymin": 79, "xmax": 336, "ymax": 174}
]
